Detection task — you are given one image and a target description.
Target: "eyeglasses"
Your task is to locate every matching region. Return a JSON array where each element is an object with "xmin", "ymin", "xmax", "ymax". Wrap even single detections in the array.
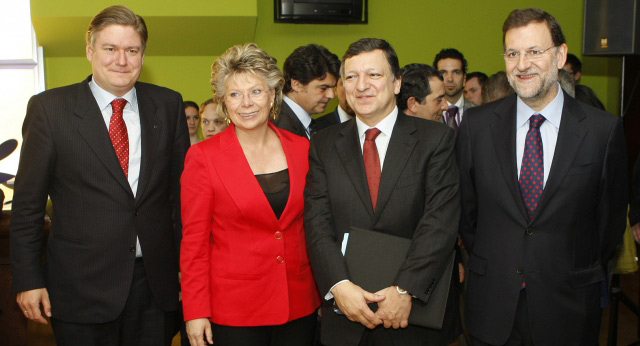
[
  {"xmin": 502, "ymin": 46, "xmax": 555, "ymax": 61},
  {"xmin": 225, "ymin": 88, "xmax": 269, "ymax": 105}
]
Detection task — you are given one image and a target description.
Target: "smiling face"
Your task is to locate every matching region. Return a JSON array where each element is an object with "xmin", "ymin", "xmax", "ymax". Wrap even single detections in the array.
[
  {"xmin": 463, "ymin": 76, "xmax": 483, "ymax": 105},
  {"xmin": 86, "ymin": 24, "xmax": 144, "ymax": 96},
  {"xmin": 504, "ymin": 21, "xmax": 567, "ymax": 110},
  {"xmin": 343, "ymin": 49, "xmax": 401, "ymax": 126},
  {"xmin": 224, "ymin": 73, "xmax": 275, "ymax": 132},
  {"xmin": 289, "ymin": 74, "xmax": 337, "ymax": 115},
  {"xmin": 437, "ymin": 58, "xmax": 465, "ymax": 103}
]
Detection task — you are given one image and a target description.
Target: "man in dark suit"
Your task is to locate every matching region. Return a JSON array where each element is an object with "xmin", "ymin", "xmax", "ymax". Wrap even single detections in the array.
[
  {"xmin": 305, "ymin": 38, "xmax": 460, "ymax": 346},
  {"xmin": 433, "ymin": 48, "xmax": 476, "ymax": 131},
  {"xmin": 315, "ymin": 77, "xmax": 355, "ymax": 128},
  {"xmin": 274, "ymin": 44, "xmax": 341, "ymax": 138},
  {"xmin": 397, "ymin": 63, "xmax": 448, "ymax": 122},
  {"xmin": 457, "ymin": 8, "xmax": 628, "ymax": 345},
  {"xmin": 10, "ymin": 6, "xmax": 189, "ymax": 346}
]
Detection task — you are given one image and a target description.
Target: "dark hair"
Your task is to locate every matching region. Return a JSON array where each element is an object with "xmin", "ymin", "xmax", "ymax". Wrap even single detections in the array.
[
  {"xmin": 565, "ymin": 53, "xmax": 582, "ymax": 73},
  {"xmin": 502, "ymin": 8, "xmax": 566, "ymax": 49},
  {"xmin": 86, "ymin": 5, "xmax": 148, "ymax": 52},
  {"xmin": 397, "ymin": 64, "xmax": 442, "ymax": 111},
  {"xmin": 183, "ymin": 101, "xmax": 199, "ymax": 111},
  {"xmin": 433, "ymin": 48, "xmax": 468, "ymax": 75},
  {"xmin": 466, "ymin": 72, "xmax": 488, "ymax": 88},
  {"xmin": 341, "ymin": 38, "xmax": 401, "ymax": 80},
  {"xmin": 283, "ymin": 44, "xmax": 340, "ymax": 94},
  {"xmin": 482, "ymin": 71, "xmax": 514, "ymax": 103}
]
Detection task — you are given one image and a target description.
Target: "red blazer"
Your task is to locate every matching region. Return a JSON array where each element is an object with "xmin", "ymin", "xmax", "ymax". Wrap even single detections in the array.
[{"xmin": 180, "ymin": 122, "xmax": 320, "ymax": 326}]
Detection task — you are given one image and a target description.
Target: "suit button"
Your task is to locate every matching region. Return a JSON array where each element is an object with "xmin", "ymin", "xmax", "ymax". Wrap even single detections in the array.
[
  {"xmin": 129, "ymin": 245, "xmax": 136, "ymax": 252},
  {"xmin": 134, "ymin": 210, "xmax": 139, "ymax": 216},
  {"xmin": 516, "ymin": 267, "xmax": 523, "ymax": 275},
  {"xmin": 276, "ymin": 255, "xmax": 284, "ymax": 264},
  {"xmin": 274, "ymin": 231, "xmax": 282, "ymax": 240},
  {"xmin": 525, "ymin": 228, "xmax": 533, "ymax": 236}
]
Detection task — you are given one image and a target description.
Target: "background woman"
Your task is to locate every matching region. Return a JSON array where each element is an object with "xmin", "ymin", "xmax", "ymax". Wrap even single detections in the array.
[
  {"xmin": 184, "ymin": 100, "xmax": 201, "ymax": 145},
  {"xmin": 180, "ymin": 43, "xmax": 320, "ymax": 346}
]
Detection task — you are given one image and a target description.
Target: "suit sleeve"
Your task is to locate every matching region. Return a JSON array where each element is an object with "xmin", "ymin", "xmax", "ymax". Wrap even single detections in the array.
[
  {"xmin": 598, "ymin": 117, "xmax": 628, "ymax": 264},
  {"xmin": 171, "ymin": 94, "xmax": 190, "ymax": 263},
  {"xmin": 456, "ymin": 112, "xmax": 477, "ymax": 252},
  {"xmin": 304, "ymin": 136, "xmax": 350, "ymax": 297},
  {"xmin": 394, "ymin": 127, "xmax": 460, "ymax": 303},
  {"xmin": 10, "ymin": 95, "xmax": 55, "ymax": 292},
  {"xmin": 180, "ymin": 144, "xmax": 215, "ymax": 320}
]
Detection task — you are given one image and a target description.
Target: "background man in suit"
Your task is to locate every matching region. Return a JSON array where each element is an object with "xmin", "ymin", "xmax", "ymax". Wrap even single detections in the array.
[
  {"xmin": 275, "ymin": 44, "xmax": 341, "ymax": 138},
  {"xmin": 457, "ymin": 8, "xmax": 627, "ymax": 345},
  {"xmin": 10, "ymin": 6, "xmax": 189, "ymax": 346},
  {"xmin": 397, "ymin": 63, "xmax": 448, "ymax": 122},
  {"xmin": 434, "ymin": 48, "xmax": 476, "ymax": 131},
  {"xmin": 463, "ymin": 72, "xmax": 488, "ymax": 106},
  {"xmin": 315, "ymin": 77, "xmax": 355, "ymax": 128},
  {"xmin": 305, "ymin": 37, "xmax": 460, "ymax": 346},
  {"xmin": 563, "ymin": 53, "xmax": 606, "ymax": 110}
]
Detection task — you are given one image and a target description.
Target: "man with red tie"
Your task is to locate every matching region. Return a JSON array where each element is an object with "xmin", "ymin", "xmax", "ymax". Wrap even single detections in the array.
[
  {"xmin": 457, "ymin": 8, "xmax": 628, "ymax": 345},
  {"xmin": 10, "ymin": 5, "xmax": 189, "ymax": 346},
  {"xmin": 305, "ymin": 38, "xmax": 461, "ymax": 346}
]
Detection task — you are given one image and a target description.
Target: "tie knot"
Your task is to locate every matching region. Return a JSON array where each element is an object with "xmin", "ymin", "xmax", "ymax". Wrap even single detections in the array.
[
  {"xmin": 112, "ymin": 98, "xmax": 127, "ymax": 114},
  {"xmin": 365, "ymin": 128, "xmax": 381, "ymax": 141},
  {"xmin": 447, "ymin": 105, "xmax": 459, "ymax": 117},
  {"xmin": 529, "ymin": 113, "xmax": 546, "ymax": 129}
]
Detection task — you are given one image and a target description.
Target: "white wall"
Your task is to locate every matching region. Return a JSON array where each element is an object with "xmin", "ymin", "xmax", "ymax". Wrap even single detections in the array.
[{"xmin": 0, "ymin": 0, "xmax": 45, "ymax": 209}]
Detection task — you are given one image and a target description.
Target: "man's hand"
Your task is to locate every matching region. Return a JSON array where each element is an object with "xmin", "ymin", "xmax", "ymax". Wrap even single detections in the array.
[
  {"xmin": 332, "ymin": 281, "xmax": 385, "ymax": 329},
  {"xmin": 17, "ymin": 288, "xmax": 51, "ymax": 324},
  {"xmin": 374, "ymin": 286, "xmax": 411, "ymax": 329},
  {"xmin": 458, "ymin": 263, "xmax": 465, "ymax": 283},
  {"xmin": 632, "ymin": 223, "xmax": 640, "ymax": 244},
  {"xmin": 186, "ymin": 318, "xmax": 213, "ymax": 346}
]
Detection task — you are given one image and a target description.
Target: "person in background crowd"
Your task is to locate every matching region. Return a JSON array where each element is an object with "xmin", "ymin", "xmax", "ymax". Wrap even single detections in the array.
[
  {"xmin": 481, "ymin": 71, "xmax": 515, "ymax": 104},
  {"xmin": 184, "ymin": 100, "xmax": 202, "ymax": 145},
  {"xmin": 199, "ymin": 98, "xmax": 227, "ymax": 139},
  {"xmin": 463, "ymin": 72, "xmax": 488, "ymax": 106}
]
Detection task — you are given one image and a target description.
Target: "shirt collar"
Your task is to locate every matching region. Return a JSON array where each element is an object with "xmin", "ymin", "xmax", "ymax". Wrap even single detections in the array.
[
  {"xmin": 447, "ymin": 94, "xmax": 464, "ymax": 109},
  {"xmin": 89, "ymin": 77, "xmax": 138, "ymax": 112},
  {"xmin": 283, "ymin": 96, "xmax": 312, "ymax": 129},
  {"xmin": 516, "ymin": 83, "xmax": 564, "ymax": 129},
  {"xmin": 337, "ymin": 105, "xmax": 353, "ymax": 123},
  {"xmin": 355, "ymin": 106, "xmax": 398, "ymax": 140}
]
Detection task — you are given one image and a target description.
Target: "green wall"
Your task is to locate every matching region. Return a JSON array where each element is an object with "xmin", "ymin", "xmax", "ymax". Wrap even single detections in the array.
[{"xmin": 41, "ymin": 0, "xmax": 622, "ymax": 114}]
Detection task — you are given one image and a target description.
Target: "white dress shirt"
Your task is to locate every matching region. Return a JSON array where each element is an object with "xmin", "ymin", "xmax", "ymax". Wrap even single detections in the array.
[{"xmin": 89, "ymin": 78, "xmax": 143, "ymax": 257}]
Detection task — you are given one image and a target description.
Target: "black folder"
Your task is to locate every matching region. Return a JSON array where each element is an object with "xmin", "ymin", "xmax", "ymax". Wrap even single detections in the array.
[{"xmin": 343, "ymin": 227, "xmax": 455, "ymax": 329}]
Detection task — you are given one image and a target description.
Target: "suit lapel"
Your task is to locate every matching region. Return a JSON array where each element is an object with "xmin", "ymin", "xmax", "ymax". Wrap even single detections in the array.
[
  {"xmin": 281, "ymin": 102, "xmax": 308, "ymax": 137},
  {"xmin": 212, "ymin": 125, "xmax": 282, "ymax": 229},
  {"xmin": 374, "ymin": 113, "xmax": 417, "ymax": 217},
  {"xmin": 335, "ymin": 120, "xmax": 374, "ymax": 218},
  {"xmin": 490, "ymin": 95, "xmax": 528, "ymax": 220},
  {"xmin": 135, "ymin": 84, "xmax": 160, "ymax": 203},
  {"xmin": 534, "ymin": 96, "xmax": 587, "ymax": 219},
  {"xmin": 75, "ymin": 79, "xmax": 133, "ymax": 196}
]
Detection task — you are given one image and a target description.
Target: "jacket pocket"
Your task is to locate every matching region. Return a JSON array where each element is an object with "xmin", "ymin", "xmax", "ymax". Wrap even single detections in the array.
[
  {"xmin": 467, "ymin": 252, "xmax": 487, "ymax": 275},
  {"xmin": 52, "ymin": 233, "xmax": 85, "ymax": 244},
  {"xmin": 568, "ymin": 264, "xmax": 604, "ymax": 288},
  {"xmin": 566, "ymin": 162, "xmax": 595, "ymax": 176}
]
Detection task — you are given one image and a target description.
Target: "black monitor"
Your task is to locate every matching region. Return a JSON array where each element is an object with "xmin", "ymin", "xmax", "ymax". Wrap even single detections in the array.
[{"xmin": 275, "ymin": 0, "xmax": 368, "ymax": 24}]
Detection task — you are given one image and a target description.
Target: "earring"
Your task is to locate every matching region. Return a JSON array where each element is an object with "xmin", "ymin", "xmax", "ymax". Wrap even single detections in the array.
[{"xmin": 225, "ymin": 117, "xmax": 231, "ymax": 125}]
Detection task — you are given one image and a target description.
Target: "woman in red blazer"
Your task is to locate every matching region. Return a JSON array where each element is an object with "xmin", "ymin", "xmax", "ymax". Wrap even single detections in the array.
[{"xmin": 180, "ymin": 43, "xmax": 320, "ymax": 346}]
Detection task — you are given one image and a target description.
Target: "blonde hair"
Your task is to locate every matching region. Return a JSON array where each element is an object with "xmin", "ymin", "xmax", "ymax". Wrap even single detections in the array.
[
  {"xmin": 86, "ymin": 5, "xmax": 148, "ymax": 52},
  {"xmin": 210, "ymin": 43, "xmax": 284, "ymax": 120}
]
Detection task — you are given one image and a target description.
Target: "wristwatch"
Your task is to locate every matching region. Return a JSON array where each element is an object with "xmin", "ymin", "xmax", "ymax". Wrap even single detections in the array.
[{"xmin": 396, "ymin": 286, "xmax": 408, "ymax": 295}]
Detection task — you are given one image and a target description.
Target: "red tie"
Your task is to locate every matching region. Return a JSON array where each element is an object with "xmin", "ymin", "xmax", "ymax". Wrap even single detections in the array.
[
  {"xmin": 519, "ymin": 113, "xmax": 545, "ymax": 219},
  {"xmin": 109, "ymin": 98, "xmax": 129, "ymax": 177},
  {"xmin": 363, "ymin": 128, "xmax": 382, "ymax": 210}
]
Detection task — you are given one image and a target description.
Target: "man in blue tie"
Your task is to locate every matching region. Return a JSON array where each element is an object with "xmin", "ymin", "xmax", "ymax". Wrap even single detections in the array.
[{"xmin": 456, "ymin": 8, "xmax": 628, "ymax": 346}]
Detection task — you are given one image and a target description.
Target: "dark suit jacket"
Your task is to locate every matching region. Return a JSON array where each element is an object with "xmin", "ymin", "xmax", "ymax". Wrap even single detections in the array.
[
  {"xmin": 315, "ymin": 108, "xmax": 341, "ymax": 129},
  {"xmin": 305, "ymin": 112, "xmax": 460, "ymax": 346},
  {"xmin": 10, "ymin": 76, "xmax": 189, "ymax": 323},
  {"xmin": 274, "ymin": 101, "xmax": 308, "ymax": 138},
  {"xmin": 456, "ymin": 93, "xmax": 628, "ymax": 345}
]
